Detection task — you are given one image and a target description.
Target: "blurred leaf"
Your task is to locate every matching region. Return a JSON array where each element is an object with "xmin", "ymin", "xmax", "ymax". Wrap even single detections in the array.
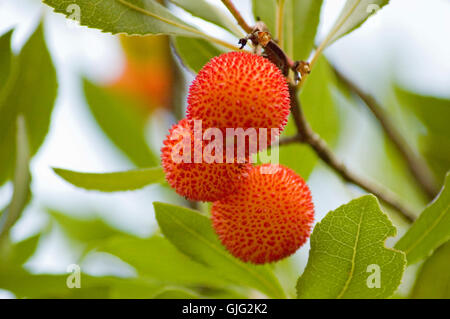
[
  {"xmin": 48, "ymin": 210, "xmax": 124, "ymax": 243},
  {"xmin": 153, "ymin": 288, "xmax": 200, "ymax": 299},
  {"xmin": 0, "ymin": 30, "xmax": 13, "ymax": 87},
  {"xmin": 252, "ymin": 0, "xmax": 276, "ymax": 34},
  {"xmin": 411, "ymin": 241, "xmax": 450, "ymax": 299},
  {"xmin": 0, "ymin": 23, "xmax": 57, "ymax": 185},
  {"xmin": 276, "ymin": 56, "xmax": 340, "ymax": 180},
  {"xmin": 395, "ymin": 87, "xmax": 450, "ymax": 183},
  {"xmin": 173, "ymin": 37, "xmax": 223, "ymax": 73},
  {"xmin": 0, "ymin": 234, "xmax": 41, "ymax": 271},
  {"xmin": 283, "ymin": 0, "xmax": 323, "ymax": 61},
  {"xmin": 301, "ymin": 57, "xmax": 340, "ymax": 145},
  {"xmin": 0, "ymin": 269, "xmax": 162, "ymax": 298},
  {"xmin": 43, "ymin": 0, "xmax": 201, "ymax": 37},
  {"xmin": 154, "ymin": 202, "xmax": 286, "ymax": 298},
  {"xmin": 395, "ymin": 173, "xmax": 450, "ymax": 264},
  {"xmin": 83, "ymin": 80, "xmax": 158, "ymax": 167},
  {"xmin": 169, "ymin": 0, "xmax": 243, "ymax": 37},
  {"xmin": 96, "ymin": 235, "xmax": 229, "ymax": 286},
  {"xmin": 8, "ymin": 234, "xmax": 41, "ymax": 266},
  {"xmin": 53, "ymin": 167, "xmax": 164, "ymax": 192},
  {"xmin": 334, "ymin": 88, "xmax": 428, "ymax": 212},
  {"xmin": 297, "ymin": 195, "xmax": 406, "ymax": 299},
  {"xmin": 320, "ymin": 0, "xmax": 389, "ymax": 48},
  {"xmin": 0, "ymin": 117, "xmax": 31, "ymax": 237}
]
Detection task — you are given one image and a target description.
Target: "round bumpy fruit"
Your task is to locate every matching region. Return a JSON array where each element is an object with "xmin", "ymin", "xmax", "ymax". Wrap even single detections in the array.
[
  {"xmin": 211, "ymin": 164, "xmax": 314, "ymax": 264},
  {"xmin": 161, "ymin": 119, "xmax": 251, "ymax": 202},
  {"xmin": 187, "ymin": 52, "xmax": 291, "ymax": 148}
]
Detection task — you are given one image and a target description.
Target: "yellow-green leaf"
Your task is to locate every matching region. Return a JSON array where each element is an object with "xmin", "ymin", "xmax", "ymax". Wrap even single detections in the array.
[
  {"xmin": 252, "ymin": 0, "xmax": 277, "ymax": 34},
  {"xmin": 0, "ymin": 24, "xmax": 57, "ymax": 185},
  {"xmin": 395, "ymin": 173, "xmax": 450, "ymax": 264},
  {"xmin": 0, "ymin": 30, "xmax": 13, "ymax": 87},
  {"xmin": 169, "ymin": 0, "xmax": 243, "ymax": 37},
  {"xmin": 411, "ymin": 241, "xmax": 450, "ymax": 299},
  {"xmin": 83, "ymin": 80, "xmax": 158, "ymax": 167},
  {"xmin": 43, "ymin": 0, "xmax": 201, "ymax": 37},
  {"xmin": 320, "ymin": 0, "xmax": 389, "ymax": 48},
  {"xmin": 96, "ymin": 235, "xmax": 229, "ymax": 286},
  {"xmin": 297, "ymin": 195, "xmax": 406, "ymax": 299},
  {"xmin": 0, "ymin": 117, "xmax": 31, "ymax": 237},
  {"xmin": 154, "ymin": 202, "xmax": 286, "ymax": 298},
  {"xmin": 173, "ymin": 37, "xmax": 223, "ymax": 73},
  {"xmin": 283, "ymin": 0, "xmax": 323, "ymax": 61},
  {"xmin": 53, "ymin": 167, "xmax": 165, "ymax": 192}
]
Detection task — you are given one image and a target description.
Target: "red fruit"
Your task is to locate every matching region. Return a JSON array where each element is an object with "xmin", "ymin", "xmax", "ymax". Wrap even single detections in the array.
[
  {"xmin": 211, "ymin": 164, "xmax": 314, "ymax": 264},
  {"xmin": 187, "ymin": 52, "xmax": 290, "ymax": 147},
  {"xmin": 161, "ymin": 119, "xmax": 251, "ymax": 202}
]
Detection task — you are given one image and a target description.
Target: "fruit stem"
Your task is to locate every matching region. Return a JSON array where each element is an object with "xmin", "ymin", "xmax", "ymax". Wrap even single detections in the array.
[{"xmin": 221, "ymin": 0, "xmax": 253, "ymax": 33}]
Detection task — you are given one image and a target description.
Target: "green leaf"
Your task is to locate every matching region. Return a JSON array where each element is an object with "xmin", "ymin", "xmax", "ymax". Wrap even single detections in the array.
[
  {"xmin": 283, "ymin": 0, "xmax": 323, "ymax": 61},
  {"xmin": 394, "ymin": 87, "xmax": 450, "ymax": 183},
  {"xmin": 297, "ymin": 195, "xmax": 406, "ymax": 299},
  {"xmin": 154, "ymin": 202, "xmax": 286, "ymax": 298},
  {"xmin": 395, "ymin": 173, "xmax": 450, "ymax": 264},
  {"xmin": 0, "ymin": 117, "xmax": 31, "ymax": 237},
  {"xmin": 43, "ymin": 0, "xmax": 201, "ymax": 37},
  {"xmin": 0, "ymin": 269, "xmax": 162, "ymax": 298},
  {"xmin": 53, "ymin": 167, "xmax": 164, "ymax": 192},
  {"xmin": 169, "ymin": 0, "xmax": 243, "ymax": 37},
  {"xmin": 83, "ymin": 80, "xmax": 158, "ymax": 167},
  {"xmin": 411, "ymin": 241, "xmax": 450, "ymax": 299},
  {"xmin": 173, "ymin": 37, "xmax": 223, "ymax": 73},
  {"xmin": 0, "ymin": 234, "xmax": 41, "ymax": 270},
  {"xmin": 48, "ymin": 210, "xmax": 125, "ymax": 243},
  {"xmin": 8, "ymin": 234, "xmax": 41, "ymax": 266},
  {"xmin": 0, "ymin": 30, "xmax": 13, "ymax": 88},
  {"xmin": 0, "ymin": 24, "xmax": 57, "ymax": 185},
  {"xmin": 96, "ymin": 235, "xmax": 229, "ymax": 286},
  {"xmin": 252, "ymin": 0, "xmax": 276, "ymax": 34},
  {"xmin": 320, "ymin": 0, "xmax": 389, "ymax": 48}
]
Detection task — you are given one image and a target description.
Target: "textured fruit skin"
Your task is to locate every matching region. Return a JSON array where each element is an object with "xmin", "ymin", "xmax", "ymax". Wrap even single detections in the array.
[
  {"xmin": 187, "ymin": 52, "xmax": 291, "ymax": 146},
  {"xmin": 211, "ymin": 164, "xmax": 314, "ymax": 264},
  {"xmin": 161, "ymin": 119, "xmax": 251, "ymax": 202}
]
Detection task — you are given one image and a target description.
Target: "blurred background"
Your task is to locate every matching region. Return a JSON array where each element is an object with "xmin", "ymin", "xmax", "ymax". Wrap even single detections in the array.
[{"xmin": 0, "ymin": 0, "xmax": 449, "ymax": 298}]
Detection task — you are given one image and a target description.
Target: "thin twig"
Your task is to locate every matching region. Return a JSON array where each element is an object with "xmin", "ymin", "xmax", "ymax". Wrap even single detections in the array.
[
  {"xmin": 221, "ymin": 0, "xmax": 253, "ymax": 33},
  {"xmin": 278, "ymin": 135, "xmax": 301, "ymax": 147},
  {"xmin": 333, "ymin": 67, "xmax": 439, "ymax": 199},
  {"xmin": 289, "ymin": 84, "xmax": 416, "ymax": 223}
]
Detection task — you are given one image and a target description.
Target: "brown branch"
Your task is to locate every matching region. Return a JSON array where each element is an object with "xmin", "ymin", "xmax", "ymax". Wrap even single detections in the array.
[
  {"xmin": 221, "ymin": 0, "xmax": 253, "ymax": 33},
  {"xmin": 219, "ymin": 3, "xmax": 416, "ymax": 222},
  {"xmin": 278, "ymin": 135, "xmax": 301, "ymax": 147},
  {"xmin": 333, "ymin": 67, "xmax": 439, "ymax": 199},
  {"xmin": 289, "ymin": 84, "xmax": 416, "ymax": 223}
]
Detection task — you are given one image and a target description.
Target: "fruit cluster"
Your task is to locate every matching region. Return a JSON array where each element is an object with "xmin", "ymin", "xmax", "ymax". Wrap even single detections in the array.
[{"xmin": 161, "ymin": 52, "xmax": 314, "ymax": 264}]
